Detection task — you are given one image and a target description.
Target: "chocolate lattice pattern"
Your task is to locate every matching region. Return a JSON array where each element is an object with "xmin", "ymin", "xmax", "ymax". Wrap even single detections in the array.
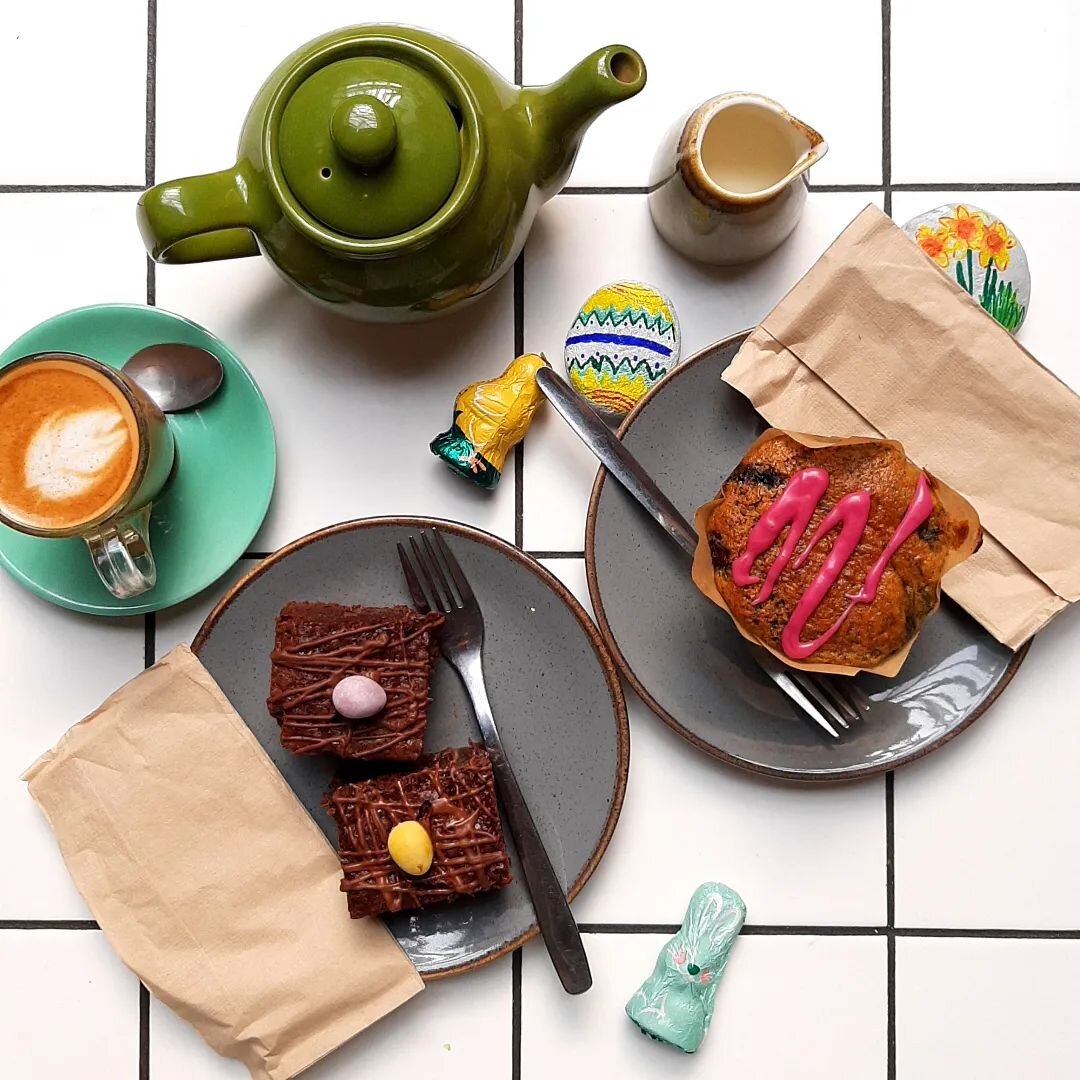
[{"xmin": 268, "ymin": 602, "xmax": 445, "ymax": 760}]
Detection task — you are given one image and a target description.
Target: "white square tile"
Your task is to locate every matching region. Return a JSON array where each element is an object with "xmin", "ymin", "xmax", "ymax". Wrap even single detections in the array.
[
  {"xmin": 155, "ymin": 260, "xmax": 516, "ymax": 550},
  {"xmin": 893, "ymin": 606, "xmax": 1080, "ymax": 929},
  {"xmin": 893, "ymin": 0, "xmax": 1080, "ymax": 183},
  {"xmin": 524, "ymin": 0, "xmax": 882, "ymax": 186},
  {"xmin": 572, "ymin": 697, "xmax": 885, "ymax": 926},
  {"xmin": 0, "ymin": 574, "xmax": 144, "ymax": 919},
  {"xmin": 0, "ymin": 2, "xmax": 146, "ymax": 184},
  {"xmin": 896, "ymin": 937, "xmax": 1080, "ymax": 1079},
  {"xmin": 155, "ymin": 1, "xmax": 514, "ymax": 183},
  {"xmin": 0, "ymin": 929, "xmax": 139, "ymax": 1076},
  {"xmin": 0, "ymin": 193, "xmax": 147, "ymax": 351},
  {"xmin": 151, "ymin": 955, "xmax": 511, "ymax": 1079},
  {"xmin": 891, "ymin": 190, "xmax": 1080, "ymax": 394},
  {"xmin": 522, "ymin": 933, "xmax": 885, "ymax": 1078},
  {"xmin": 522, "ymin": 191, "xmax": 882, "ymax": 551}
]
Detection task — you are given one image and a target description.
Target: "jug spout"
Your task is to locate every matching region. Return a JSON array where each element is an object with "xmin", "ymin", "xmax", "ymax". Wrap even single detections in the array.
[{"xmin": 525, "ymin": 45, "xmax": 646, "ymax": 193}]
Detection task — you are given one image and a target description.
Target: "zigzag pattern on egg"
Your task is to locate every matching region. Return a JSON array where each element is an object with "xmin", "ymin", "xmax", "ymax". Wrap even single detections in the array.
[
  {"xmin": 566, "ymin": 355, "xmax": 668, "ymax": 413},
  {"xmin": 564, "ymin": 280, "xmax": 682, "ymax": 416},
  {"xmin": 571, "ymin": 305, "xmax": 678, "ymax": 338}
]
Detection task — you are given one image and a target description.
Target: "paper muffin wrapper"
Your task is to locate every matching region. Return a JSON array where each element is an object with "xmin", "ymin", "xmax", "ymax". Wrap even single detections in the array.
[{"xmin": 691, "ymin": 428, "xmax": 983, "ymax": 678}]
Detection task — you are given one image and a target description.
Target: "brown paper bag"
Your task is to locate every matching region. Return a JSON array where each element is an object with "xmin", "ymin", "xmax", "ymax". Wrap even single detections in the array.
[
  {"xmin": 723, "ymin": 204, "xmax": 1080, "ymax": 648},
  {"xmin": 23, "ymin": 645, "xmax": 422, "ymax": 1080},
  {"xmin": 690, "ymin": 429, "xmax": 982, "ymax": 676}
]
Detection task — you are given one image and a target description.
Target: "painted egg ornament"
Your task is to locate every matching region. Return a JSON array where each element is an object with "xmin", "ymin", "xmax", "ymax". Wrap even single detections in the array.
[
  {"xmin": 564, "ymin": 280, "xmax": 682, "ymax": 416},
  {"xmin": 902, "ymin": 203, "xmax": 1030, "ymax": 333},
  {"xmin": 331, "ymin": 675, "xmax": 387, "ymax": 720}
]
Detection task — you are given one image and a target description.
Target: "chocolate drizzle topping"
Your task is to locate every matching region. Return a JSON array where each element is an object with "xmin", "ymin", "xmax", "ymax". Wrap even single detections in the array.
[
  {"xmin": 324, "ymin": 746, "xmax": 513, "ymax": 918},
  {"xmin": 267, "ymin": 602, "xmax": 445, "ymax": 760}
]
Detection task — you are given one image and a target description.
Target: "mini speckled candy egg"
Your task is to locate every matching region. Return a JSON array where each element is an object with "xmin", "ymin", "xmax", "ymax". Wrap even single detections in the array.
[
  {"xmin": 331, "ymin": 675, "xmax": 387, "ymax": 720},
  {"xmin": 902, "ymin": 203, "xmax": 1030, "ymax": 333},
  {"xmin": 387, "ymin": 820, "xmax": 434, "ymax": 876},
  {"xmin": 564, "ymin": 280, "xmax": 682, "ymax": 416}
]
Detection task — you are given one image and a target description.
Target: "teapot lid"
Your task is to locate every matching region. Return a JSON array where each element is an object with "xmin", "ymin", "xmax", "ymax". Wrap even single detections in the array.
[{"xmin": 278, "ymin": 56, "xmax": 461, "ymax": 239}]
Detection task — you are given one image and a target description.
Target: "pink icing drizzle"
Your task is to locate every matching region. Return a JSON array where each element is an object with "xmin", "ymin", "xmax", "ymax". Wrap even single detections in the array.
[
  {"xmin": 731, "ymin": 468, "xmax": 935, "ymax": 660},
  {"xmin": 731, "ymin": 468, "xmax": 829, "ymax": 602}
]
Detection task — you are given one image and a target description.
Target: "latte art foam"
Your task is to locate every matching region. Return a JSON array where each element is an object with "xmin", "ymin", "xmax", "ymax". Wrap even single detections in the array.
[
  {"xmin": 0, "ymin": 359, "xmax": 140, "ymax": 531},
  {"xmin": 26, "ymin": 408, "xmax": 131, "ymax": 500}
]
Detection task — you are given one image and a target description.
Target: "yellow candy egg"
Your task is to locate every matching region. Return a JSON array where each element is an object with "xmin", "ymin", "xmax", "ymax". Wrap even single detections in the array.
[{"xmin": 387, "ymin": 820, "xmax": 433, "ymax": 876}]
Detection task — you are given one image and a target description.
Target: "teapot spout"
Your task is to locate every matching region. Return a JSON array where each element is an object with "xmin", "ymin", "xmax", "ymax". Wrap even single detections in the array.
[{"xmin": 524, "ymin": 45, "xmax": 646, "ymax": 193}]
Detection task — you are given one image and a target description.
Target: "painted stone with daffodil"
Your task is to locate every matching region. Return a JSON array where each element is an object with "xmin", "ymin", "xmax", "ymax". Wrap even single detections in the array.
[
  {"xmin": 902, "ymin": 203, "xmax": 1030, "ymax": 333},
  {"xmin": 564, "ymin": 280, "xmax": 682, "ymax": 416}
]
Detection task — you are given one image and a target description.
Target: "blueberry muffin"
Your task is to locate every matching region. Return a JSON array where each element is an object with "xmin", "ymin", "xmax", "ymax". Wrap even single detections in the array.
[{"xmin": 701, "ymin": 432, "xmax": 980, "ymax": 669}]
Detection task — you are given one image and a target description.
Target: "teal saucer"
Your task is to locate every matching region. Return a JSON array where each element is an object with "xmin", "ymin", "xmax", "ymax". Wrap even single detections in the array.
[{"xmin": 0, "ymin": 304, "xmax": 276, "ymax": 615}]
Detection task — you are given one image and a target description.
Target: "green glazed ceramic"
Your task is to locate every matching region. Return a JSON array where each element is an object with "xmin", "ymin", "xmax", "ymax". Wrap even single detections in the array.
[
  {"xmin": 138, "ymin": 25, "xmax": 646, "ymax": 322},
  {"xmin": 0, "ymin": 305, "xmax": 276, "ymax": 616}
]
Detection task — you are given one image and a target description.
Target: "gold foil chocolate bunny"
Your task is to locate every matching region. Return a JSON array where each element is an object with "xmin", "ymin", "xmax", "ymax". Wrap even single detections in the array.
[{"xmin": 430, "ymin": 353, "xmax": 548, "ymax": 489}]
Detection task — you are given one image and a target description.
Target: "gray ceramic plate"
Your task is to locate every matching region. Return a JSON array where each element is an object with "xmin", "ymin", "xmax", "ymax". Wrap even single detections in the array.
[
  {"xmin": 585, "ymin": 332, "xmax": 1027, "ymax": 782},
  {"xmin": 193, "ymin": 518, "xmax": 627, "ymax": 977}
]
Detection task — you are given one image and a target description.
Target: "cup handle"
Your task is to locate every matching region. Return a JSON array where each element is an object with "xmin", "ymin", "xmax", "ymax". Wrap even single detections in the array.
[
  {"xmin": 137, "ymin": 164, "xmax": 263, "ymax": 264},
  {"xmin": 85, "ymin": 506, "xmax": 157, "ymax": 599}
]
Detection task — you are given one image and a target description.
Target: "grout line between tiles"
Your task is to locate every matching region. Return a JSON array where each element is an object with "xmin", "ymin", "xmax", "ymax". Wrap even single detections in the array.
[
  {"xmin": 560, "ymin": 185, "xmax": 650, "ymax": 195},
  {"xmin": 0, "ymin": 921, "xmax": 100, "ymax": 931},
  {"xmin": 511, "ymin": 948, "xmax": 522, "ymax": 1080},
  {"xmin": 881, "ymin": 0, "xmax": 892, "ymax": 217},
  {"xmin": 4, "ymin": 182, "xmax": 1079, "ymax": 198},
  {"xmin": 513, "ymin": 5, "xmax": 525, "ymax": 1073},
  {"xmin": 888, "ymin": 932, "xmax": 896, "ymax": 1080},
  {"xmin": 145, "ymin": 0, "xmax": 157, "ymax": 189},
  {"xmin": 3, "ymin": 918, "xmax": 1078, "ymax": 937},
  {"xmin": 143, "ymin": 613, "xmax": 156, "ymax": 668},
  {"xmin": 527, "ymin": 550, "xmax": 585, "ymax": 560},
  {"xmin": 892, "ymin": 182, "xmax": 1080, "ymax": 192},
  {"xmin": 141, "ymin": 7, "xmax": 158, "ymax": 1078},
  {"xmin": 140, "ymin": 984, "xmax": 151, "ymax": 1080},
  {"xmin": 0, "ymin": 184, "xmax": 145, "ymax": 193},
  {"xmin": 881, "ymin": 1, "xmax": 895, "ymax": 1071}
]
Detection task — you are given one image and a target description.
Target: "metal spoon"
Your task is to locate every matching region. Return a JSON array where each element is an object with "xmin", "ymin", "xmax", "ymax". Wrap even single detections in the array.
[{"xmin": 122, "ymin": 343, "xmax": 224, "ymax": 413}]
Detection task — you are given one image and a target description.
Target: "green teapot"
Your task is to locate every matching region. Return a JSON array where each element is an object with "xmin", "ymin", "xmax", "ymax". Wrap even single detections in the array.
[{"xmin": 138, "ymin": 25, "xmax": 645, "ymax": 322}]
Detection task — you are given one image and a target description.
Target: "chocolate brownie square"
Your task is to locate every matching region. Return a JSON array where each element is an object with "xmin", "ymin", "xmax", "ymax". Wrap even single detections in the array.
[
  {"xmin": 268, "ymin": 601, "xmax": 444, "ymax": 760},
  {"xmin": 324, "ymin": 746, "xmax": 513, "ymax": 918}
]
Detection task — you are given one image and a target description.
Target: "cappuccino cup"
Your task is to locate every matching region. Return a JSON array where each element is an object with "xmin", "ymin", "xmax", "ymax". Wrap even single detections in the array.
[{"xmin": 0, "ymin": 352, "xmax": 176, "ymax": 599}]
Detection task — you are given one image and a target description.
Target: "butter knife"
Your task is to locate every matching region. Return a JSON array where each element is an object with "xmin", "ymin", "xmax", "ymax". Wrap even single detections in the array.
[{"xmin": 535, "ymin": 366, "xmax": 842, "ymax": 738}]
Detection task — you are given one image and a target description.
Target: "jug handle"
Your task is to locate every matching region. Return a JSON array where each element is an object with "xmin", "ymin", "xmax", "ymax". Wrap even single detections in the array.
[{"xmin": 137, "ymin": 164, "xmax": 262, "ymax": 264}]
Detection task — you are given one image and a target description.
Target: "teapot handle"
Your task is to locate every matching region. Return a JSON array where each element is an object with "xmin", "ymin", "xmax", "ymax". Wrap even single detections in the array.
[{"xmin": 137, "ymin": 164, "xmax": 262, "ymax": 264}]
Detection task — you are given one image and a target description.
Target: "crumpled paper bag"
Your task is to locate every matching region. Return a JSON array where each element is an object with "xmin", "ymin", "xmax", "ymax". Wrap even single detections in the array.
[
  {"xmin": 723, "ymin": 204, "xmax": 1080, "ymax": 648},
  {"xmin": 23, "ymin": 644, "xmax": 422, "ymax": 1080},
  {"xmin": 691, "ymin": 428, "xmax": 983, "ymax": 676}
]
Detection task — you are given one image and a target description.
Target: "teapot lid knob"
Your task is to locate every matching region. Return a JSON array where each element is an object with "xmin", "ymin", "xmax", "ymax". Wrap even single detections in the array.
[{"xmin": 330, "ymin": 96, "xmax": 397, "ymax": 171}]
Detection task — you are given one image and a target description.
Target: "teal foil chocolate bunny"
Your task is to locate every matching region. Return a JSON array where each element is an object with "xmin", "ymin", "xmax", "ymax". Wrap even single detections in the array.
[{"xmin": 625, "ymin": 881, "xmax": 746, "ymax": 1053}]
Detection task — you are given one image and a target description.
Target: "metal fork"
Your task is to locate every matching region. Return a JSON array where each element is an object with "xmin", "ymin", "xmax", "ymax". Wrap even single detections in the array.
[
  {"xmin": 397, "ymin": 529, "xmax": 593, "ymax": 995},
  {"xmin": 534, "ymin": 365, "xmax": 865, "ymax": 739}
]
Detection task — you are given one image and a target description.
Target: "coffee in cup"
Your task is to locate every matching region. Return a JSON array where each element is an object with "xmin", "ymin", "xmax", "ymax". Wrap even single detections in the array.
[{"xmin": 0, "ymin": 353, "xmax": 176, "ymax": 598}]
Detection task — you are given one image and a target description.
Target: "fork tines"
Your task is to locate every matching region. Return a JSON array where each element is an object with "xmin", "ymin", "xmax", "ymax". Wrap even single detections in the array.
[{"xmin": 397, "ymin": 530, "xmax": 475, "ymax": 615}]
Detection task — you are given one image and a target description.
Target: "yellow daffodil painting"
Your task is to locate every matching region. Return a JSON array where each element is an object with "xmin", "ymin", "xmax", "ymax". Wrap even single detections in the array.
[
  {"xmin": 903, "ymin": 203, "xmax": 1028, "ymax": 332},
  {"xmin": 916, "ymin": 224, "xmax": 951, "ymax": 268},
  {"xmin": 939, "ymin": 205, "xmax": 985, "ymax": 255},
  {"xmin": 980, "ymin": 220, "xmax": 1015, "ymax": 272}
]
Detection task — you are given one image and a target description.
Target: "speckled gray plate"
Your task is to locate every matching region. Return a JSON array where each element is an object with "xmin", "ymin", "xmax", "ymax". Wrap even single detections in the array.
[
  {"xmin": 586, "ymin": 332, "xmax": 1028, "ymax": 782},
  {"xmin": 193, "ymin": 518, "xmax": 627, "ymax": 978}
]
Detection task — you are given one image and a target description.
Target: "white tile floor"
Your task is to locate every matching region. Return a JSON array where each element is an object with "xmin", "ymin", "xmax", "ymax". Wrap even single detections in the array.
[{"xmin": 4, "ymin": 2, "xmax": 1080, "ymax": 1078}]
